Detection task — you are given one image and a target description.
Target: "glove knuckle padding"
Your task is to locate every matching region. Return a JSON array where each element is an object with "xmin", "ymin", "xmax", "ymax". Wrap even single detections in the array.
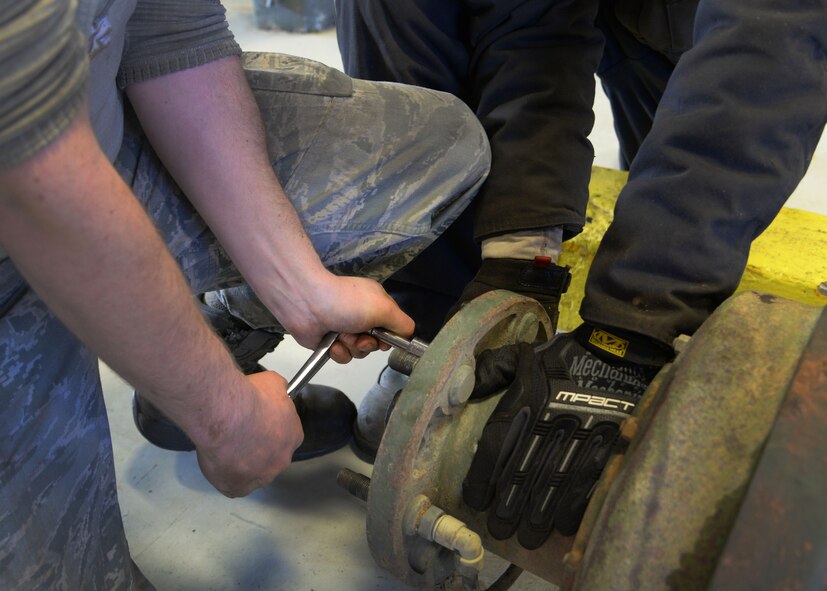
[
  {"xmin": 469, "ymin": 346, "xmax": 521, "ymax": 400},
  {"xmin": 463, "ymin": 343, "xmax": 545, "ymax": 511},
  {"xmin": 463, "ymin": 335, "xmax": 640, "ymax": 548}
]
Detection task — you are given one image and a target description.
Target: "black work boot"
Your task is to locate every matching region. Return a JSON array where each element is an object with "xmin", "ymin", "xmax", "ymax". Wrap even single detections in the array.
[
  {"xmin": 132, "ymin": 296, "xmax": 356, "ymax": 460},
  {"xmin": 132, "ymin": 384, "xmax": 356, "ymax": 462},
  {"xmin": 133, "ymin": 383, "xmax": 356, "ymax": 460},
  {"xmin": 293, "ymin": 384, "xmax": 356, "ymax": 460}
]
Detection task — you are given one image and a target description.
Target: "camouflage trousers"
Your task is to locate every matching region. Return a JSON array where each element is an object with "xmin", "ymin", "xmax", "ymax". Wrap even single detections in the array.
[{"xmin": 0, "ymin": 54, "xmax": 489, "ymax": 590}]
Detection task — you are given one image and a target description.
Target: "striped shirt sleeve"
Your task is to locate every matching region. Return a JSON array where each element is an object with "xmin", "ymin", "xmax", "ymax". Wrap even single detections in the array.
[
  {"xmin": 0, "ymin": 0, "xmax": 88, "ymax": 169},
  {"xmin": 118, "ymin": 0, "xmax": 241, "ymax": 88}
]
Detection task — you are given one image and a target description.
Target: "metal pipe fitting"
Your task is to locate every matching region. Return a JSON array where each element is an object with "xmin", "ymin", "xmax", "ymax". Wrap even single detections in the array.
[{"xmin": 403, "ymin": 496, "xmax": 485, "ymax": 571}]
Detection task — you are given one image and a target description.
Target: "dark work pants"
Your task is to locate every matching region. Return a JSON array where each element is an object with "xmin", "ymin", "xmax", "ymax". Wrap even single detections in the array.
[
  {"xmin": 335, "ymin": 0, "xmax": 647, "ymax": 339},
  {"xmin": 594, "ymin": 4, "xmax": 676, "ymax": 170},
  {"xmin": 380, "ymin": 205, "xmax": 479, "ymax": 341}
]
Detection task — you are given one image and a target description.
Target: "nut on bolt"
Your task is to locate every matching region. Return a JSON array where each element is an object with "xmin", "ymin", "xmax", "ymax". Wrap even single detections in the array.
[
  {"xmin": 512, "ymin": 312, "xmax": 540, "ymax": 343},
  {"xmin": 447, "ymin": 363, "xmax": 475, "ymax": 408}
]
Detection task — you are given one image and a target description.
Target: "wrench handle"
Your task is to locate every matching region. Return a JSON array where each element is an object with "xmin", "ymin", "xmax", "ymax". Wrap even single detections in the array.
[{"xmin": 286, "ymin": 332, "xmax": 339, "ymax": 398}]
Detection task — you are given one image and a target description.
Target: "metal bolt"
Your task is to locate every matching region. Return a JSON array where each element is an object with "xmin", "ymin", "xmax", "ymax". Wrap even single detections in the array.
[
  {"xmin": 511, "ymin": 312, "xmax": 540, "ymax": 343},
  {"xmin": 403, "ymin": 494, "xmax": 433, "ymax": 536},
  {"xmin": 619, "ymin": 417, "xmax": 640, "ymax": 443},
  {"xmin": 388, "ymin": 348, "xmax": 420, "ymax": 376},
  {"xmin": 336, "ymin": 468, "xmax": 371, "ymax": 502},
  {"xmin": 818, "ymin": 282, "xmax": 827, "ymax": 297},
  {"xmin": 447, "ymin": 363, "xmax": 476, "ymax": 408},
  {"xmin": 672, "ymin": 334, "xmax": 692, "ymax": 354}
]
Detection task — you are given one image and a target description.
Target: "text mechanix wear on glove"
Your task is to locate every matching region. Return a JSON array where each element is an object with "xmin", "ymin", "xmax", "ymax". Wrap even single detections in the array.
[{"xmin": 462, "ymin": 330, "xmax": 659, "ymax": 549}]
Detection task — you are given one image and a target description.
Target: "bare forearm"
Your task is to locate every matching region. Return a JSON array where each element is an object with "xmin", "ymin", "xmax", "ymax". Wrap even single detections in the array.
[
  {"xmin": 125, "ymin": 56, "xmax": 331, "ymax": 336},
  {"xmin": 0, "ymin": 111, "xmax": 247, "ymax": 446},
  {"xmin": 125, "ymin": 56, "xmax": 415, "ymax": 357}
]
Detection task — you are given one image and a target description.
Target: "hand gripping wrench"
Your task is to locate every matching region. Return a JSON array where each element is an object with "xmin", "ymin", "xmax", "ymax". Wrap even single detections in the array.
[{"xmin": 285, "ymin": 329, "xmax": 428, "ymax": 398}]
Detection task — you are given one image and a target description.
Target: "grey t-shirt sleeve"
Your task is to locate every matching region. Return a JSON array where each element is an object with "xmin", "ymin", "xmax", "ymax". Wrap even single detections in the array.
[
  {"xmin": 0, "ymin": 0, "xmax": 89, "ymax": 170},
  {"xmin": 118, "ymin": 0, "xmax": 241, "ymax": 88}
]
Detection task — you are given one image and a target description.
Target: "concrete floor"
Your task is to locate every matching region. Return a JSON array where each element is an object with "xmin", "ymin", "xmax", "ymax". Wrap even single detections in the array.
[{"xmin": 102, "ymin": 3, "xmax": 827, "ymax": 591}]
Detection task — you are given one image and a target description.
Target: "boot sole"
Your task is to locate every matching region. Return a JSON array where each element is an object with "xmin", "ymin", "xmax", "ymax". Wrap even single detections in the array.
[{"xmin": 349, "ymin": 420, "xmax": 379, "ymax": 464}]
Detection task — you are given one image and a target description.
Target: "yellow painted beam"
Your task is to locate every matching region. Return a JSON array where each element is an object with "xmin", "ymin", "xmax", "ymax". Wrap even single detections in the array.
[{"xmin": 557, "ymin": 166, "xmax": 827, "ymax": 332}]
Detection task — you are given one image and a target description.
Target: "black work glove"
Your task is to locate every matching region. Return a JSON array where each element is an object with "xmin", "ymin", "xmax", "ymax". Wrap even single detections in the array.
[
  {"xmin": 462, "ymin": 329, "xmax": 660, "ymax": 548},
  {"xmin": 448, "ymin": 257, "xmax": 571, "ymax": 331}
]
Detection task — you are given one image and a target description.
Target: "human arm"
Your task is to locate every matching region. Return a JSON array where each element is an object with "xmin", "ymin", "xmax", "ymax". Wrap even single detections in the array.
[
  {"xmin": 465, "ymin": 0, "xmax": 604, "ymax": 240},
  {"xmin": 123, "ymin": 54, "xmax": 413, "ymax": 360},
  {"xmin": 450, "ymin": 0, "xmax": 601, "ymax": 325},
  {"xmin": 0, "ymin": 107, "xmax": 302, "ymax": 496},
  {"xmin": 336, "ymin": 0, "xmax": 598, "ymax": 330},
  {"xmin": 581, "ymin": 0, "xmax": 827, "ymax": 345},
  {"xmin": 0, "ymin": 0, "xmax": 304, "ymax": 498}
]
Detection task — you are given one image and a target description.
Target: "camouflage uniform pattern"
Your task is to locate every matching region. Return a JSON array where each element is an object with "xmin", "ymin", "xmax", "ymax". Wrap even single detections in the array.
[
  {"xmin": 0, "ymin": 53, "xmax": 489, "ymax": 589},
  {"xmin": 120, "ymin": 53, "xmax": 488, "ymax": 329},
  {"xmin": 0, "ymin": 263, "xmax": 154, "ymax": 590}
]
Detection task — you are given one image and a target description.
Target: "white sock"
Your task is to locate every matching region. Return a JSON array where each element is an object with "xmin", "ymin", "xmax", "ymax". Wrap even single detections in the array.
[{"xmin": 480, "ymin": 227, "xmax": 563, "ymax": 262}]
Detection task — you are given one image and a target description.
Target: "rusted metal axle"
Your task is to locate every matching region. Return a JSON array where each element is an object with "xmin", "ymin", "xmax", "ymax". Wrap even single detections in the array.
[{"xmin": 349, "ymin": 290, "xmax": 826, "ymax": 591}]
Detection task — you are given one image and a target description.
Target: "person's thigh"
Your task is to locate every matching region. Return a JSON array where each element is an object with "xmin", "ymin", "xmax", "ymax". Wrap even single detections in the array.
[
  {"xmin": 118, "ymin": 53, "xmax": 488, "ymax": 299},
  {"xmin": 116, "ymin": 106, "xmax": 242, "ymax": 295},
  {"xmin": 210, "ymin": 54, "xmax": 489, "ymax": 330},
  {"xmin": 244, "ymin": 52, "xmax": 488, "ymax": 280},
  {"xmin": 0, "ymin": 262, "xmax": 152, "ymax": 590}
]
